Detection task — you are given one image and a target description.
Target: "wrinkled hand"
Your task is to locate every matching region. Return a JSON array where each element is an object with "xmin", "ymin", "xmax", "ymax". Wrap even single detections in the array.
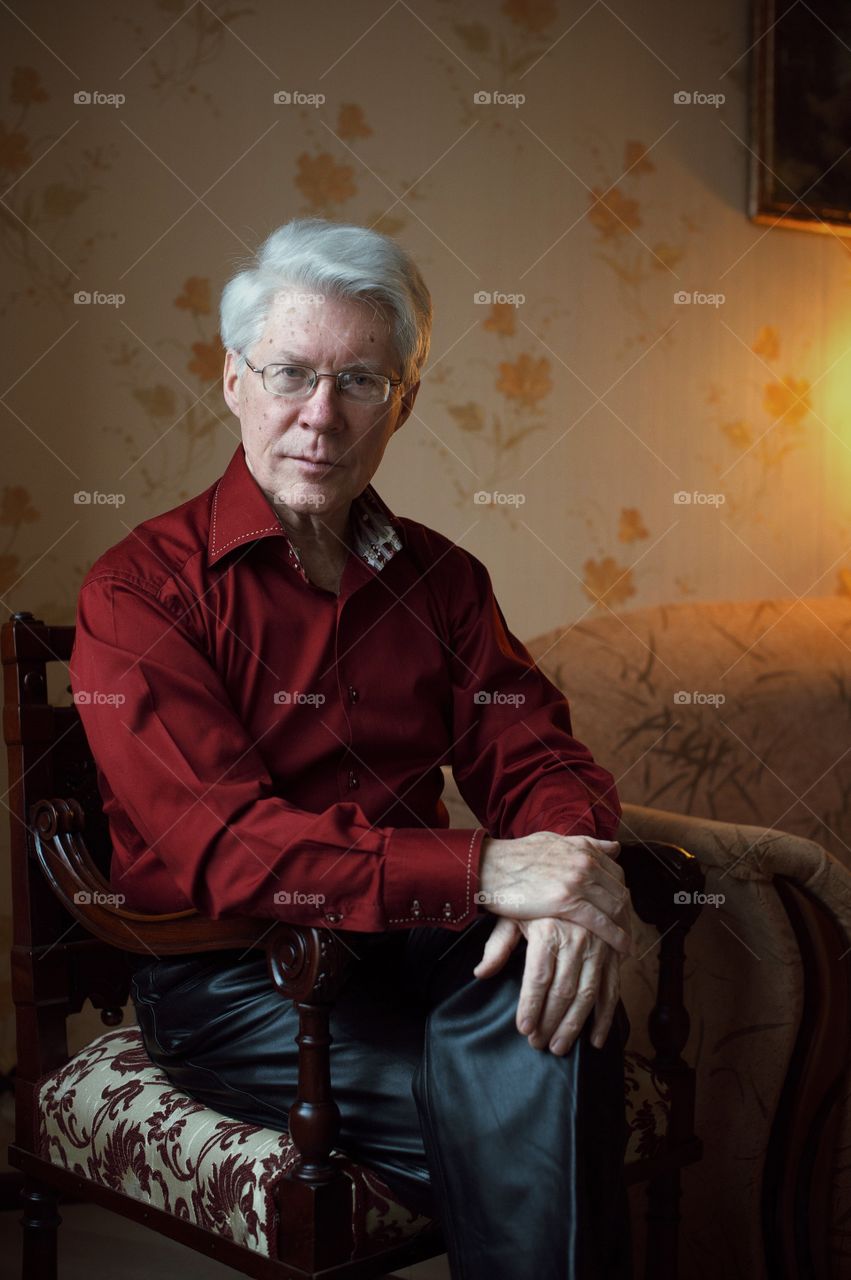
[
  {"xmin": 477, "ymin": 832, "xmax": 632, "ymax": 956},
  {"xmin": 473, "ymin": 914, "xmax": 623, "ymax": 1056}
]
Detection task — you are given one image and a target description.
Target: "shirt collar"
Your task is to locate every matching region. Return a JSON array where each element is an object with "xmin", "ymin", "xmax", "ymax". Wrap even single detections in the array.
[{"xmin": 208, "ymin": 443, "xmax": 405, "ymax": 575}]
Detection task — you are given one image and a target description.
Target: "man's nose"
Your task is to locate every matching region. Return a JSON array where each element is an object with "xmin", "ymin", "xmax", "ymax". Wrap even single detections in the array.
[{"xmin": 297, "ymin": 377, "xmax": 344, "ymax": 427}]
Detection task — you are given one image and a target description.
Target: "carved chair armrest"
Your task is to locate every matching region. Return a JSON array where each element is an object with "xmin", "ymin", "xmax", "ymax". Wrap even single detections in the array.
[
  {"xmin": 618, "ymin": 838, "xmax": 705, "ymax": 934},
  {"xmin": 30, "ymin": 798, "xmax": 347, "ymax": 975},
  {"xmin": 30, "ymin": 797, "xmax": 350, "ymax": 1184}
]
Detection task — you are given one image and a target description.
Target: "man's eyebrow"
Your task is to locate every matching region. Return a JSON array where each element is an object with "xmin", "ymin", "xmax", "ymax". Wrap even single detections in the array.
[{"xmin": 266, "ymin": 350, "xmax": 385, "ymax": 371}]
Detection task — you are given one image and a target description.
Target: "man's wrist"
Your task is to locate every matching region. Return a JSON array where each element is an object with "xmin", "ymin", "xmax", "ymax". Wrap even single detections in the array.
[{"xmin": 478, "ymin": 835, "xmax": 507, "ymax": 900}]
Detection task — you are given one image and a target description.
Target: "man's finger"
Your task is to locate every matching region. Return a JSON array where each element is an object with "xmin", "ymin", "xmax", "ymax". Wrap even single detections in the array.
[
  {"xmin": 547, "ymin": 952, "xmax": 604, "ymax": 1056},
  {"xmin": 584, "ymin": 849, "xmax": 626, "ymax": 885},
  {"xmin": 590, "ymin": 949, "xmax": 622, "ymax": 1049},
  {"xmin": 473, "ymin": 917, "xmax": 521, "ymax": 979},
  {"xmin": 560, "ymin": 877, "xmax": 631, "ymax": 930},
  {"xmin": 554, "ymin": 901, "xmax": 632, "ymax": 955},
  {"xmin": 525, "ymin": 927, "xmax": 588, "ymax": 1048},
  {"xmin": 515, "ymin": 927, "xmax": 558, "ymax": 1034}
]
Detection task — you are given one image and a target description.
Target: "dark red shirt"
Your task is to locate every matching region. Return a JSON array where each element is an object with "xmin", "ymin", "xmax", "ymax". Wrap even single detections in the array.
[{"xmin": 70, "ymin": 443, "xmax": 621, "ymax": 933}]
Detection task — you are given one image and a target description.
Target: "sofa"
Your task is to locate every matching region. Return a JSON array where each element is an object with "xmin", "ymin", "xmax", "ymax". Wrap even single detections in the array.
[{"xmin": 441, "ymin": 594, "xmax": 851, "ymax": 1280}]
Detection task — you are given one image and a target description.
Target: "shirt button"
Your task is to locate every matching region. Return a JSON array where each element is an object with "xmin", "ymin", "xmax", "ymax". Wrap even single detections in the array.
[
  {"xmin": 348, "ymin": 685, "xmax": 359, "ymax": 702},
  {"xmin": 410, "ymin": 899, "xmax": 423, "ymax": 919},
  {"xmin": 325, "ymin": 911, "xmax": 343, "ymax": 924},
  {"xmin": 347, "ymin": 770, "xmax": 359, "ymax": 789}
]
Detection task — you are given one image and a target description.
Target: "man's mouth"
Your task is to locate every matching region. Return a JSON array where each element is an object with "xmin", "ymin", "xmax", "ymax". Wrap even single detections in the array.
[{"xmin": 288, "ymin": 456, "xmax": 338, "ymax": 470}]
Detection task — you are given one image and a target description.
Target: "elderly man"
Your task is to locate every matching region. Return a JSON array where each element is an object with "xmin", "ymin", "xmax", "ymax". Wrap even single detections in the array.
[{"xmin": 71, "ymin": 217, "xmax": 633, "ymax": 1280}]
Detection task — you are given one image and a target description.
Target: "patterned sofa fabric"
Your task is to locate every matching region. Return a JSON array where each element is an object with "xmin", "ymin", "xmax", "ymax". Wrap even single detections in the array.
[{"xmin": 523, "ymin": 596, "xmax": 851, "ymax": 866}]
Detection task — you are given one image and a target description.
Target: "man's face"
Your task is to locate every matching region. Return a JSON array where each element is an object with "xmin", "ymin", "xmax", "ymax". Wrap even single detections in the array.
[{"xmin": 223, "ymin": 290, "xmax": 419, "ymax": 522}]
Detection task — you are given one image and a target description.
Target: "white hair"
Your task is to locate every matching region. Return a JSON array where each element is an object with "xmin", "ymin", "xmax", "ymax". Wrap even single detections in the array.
[{"xmin": 219, "ymin": 217, "xmax": 432, "ymax": 390}]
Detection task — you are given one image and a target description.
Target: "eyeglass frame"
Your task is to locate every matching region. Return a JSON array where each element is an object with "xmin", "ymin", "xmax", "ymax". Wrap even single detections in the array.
[{"xmin": 243, "ymin": 357, "xmax": 403, "ymax": 405}]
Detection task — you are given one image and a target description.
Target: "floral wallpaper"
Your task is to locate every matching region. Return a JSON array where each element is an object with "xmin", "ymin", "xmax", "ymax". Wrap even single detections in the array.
[
  {"xmin": 3, "ymin": 0, "xmax": 850, "ymax": 626},
  {"xmin": 2, "ymin": 0, "xmax": 851, "ymax": 1234}
]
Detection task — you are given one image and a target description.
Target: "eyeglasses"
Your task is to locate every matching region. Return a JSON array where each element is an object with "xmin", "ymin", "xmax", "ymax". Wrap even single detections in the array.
[{"xmin": 244, "ymin": 358, "xmax": 402, "ymax": 405}]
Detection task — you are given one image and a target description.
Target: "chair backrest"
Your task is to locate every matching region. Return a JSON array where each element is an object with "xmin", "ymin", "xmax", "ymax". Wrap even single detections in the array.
[{"xmin": 2, "ymin": 610, "xmax": 131, "ymax": 1151}]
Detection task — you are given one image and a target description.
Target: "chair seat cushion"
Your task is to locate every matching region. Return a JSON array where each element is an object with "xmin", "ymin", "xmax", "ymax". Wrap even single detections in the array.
[
  {"xmin": 35, "ymin": 1026, "xmax": 433, "ymax": 1260},
  {"xmin": 35, "ymin": 1025, "xmax": 673, "ymax": 1257},
  {"xmin": 624, "ymin": 1049, "xmax": 673, "ymax": 1163}
]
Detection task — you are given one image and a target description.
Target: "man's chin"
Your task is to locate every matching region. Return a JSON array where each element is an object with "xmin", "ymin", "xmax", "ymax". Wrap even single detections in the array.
[{"xmin": 271, "ymin": 470, "xmax": 342, "ymax": 514}]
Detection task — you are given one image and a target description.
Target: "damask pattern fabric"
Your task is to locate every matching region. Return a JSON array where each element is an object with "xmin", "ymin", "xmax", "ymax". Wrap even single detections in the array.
[
  {"xmin": 36, "ymin": 1026, "xmax": 434, "ymax": 1260},
  {"xmin": 35, "ymin": 1023, "xmax": 671, "ymax": 1258}
]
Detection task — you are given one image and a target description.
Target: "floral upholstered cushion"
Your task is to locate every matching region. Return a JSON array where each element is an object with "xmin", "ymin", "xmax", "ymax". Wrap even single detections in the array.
[
  {"xmin": 36, "ymin": 1026, "xmax": 433, "ymax": 1260},
  {"xmin": 623, "ymin": 1050, "xmax": 672, "ymax": 1164},
  {"xmin": 36, "ymin": 1018, "xmax": 670, "ymax": 1250}
]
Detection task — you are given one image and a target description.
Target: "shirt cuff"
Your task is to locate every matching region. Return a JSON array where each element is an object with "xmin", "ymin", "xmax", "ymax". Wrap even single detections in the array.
[{"xmin": 383, "ymin": 825, "xmax": 488, "ymax": 929}]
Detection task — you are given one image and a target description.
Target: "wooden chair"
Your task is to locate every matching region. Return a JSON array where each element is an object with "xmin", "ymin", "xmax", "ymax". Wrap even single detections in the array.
[{"xmin": 3, "ymin": 611, "xmax": 706, "ymax": 1279}]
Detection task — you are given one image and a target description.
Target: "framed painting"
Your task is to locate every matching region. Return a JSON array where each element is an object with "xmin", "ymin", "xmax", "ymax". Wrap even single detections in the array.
[{"xmin": 750, "ymin": 0, "xmax": 851, "ymax": 234}]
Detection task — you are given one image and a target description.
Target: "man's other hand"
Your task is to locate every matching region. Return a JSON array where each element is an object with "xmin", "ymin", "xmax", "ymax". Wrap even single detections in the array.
[
  {"xmin": 477, "ymin": 831, "xmax": 632, "ymax": 957},
  {"xmin": 473, "ymin": 915, "xmax": 623, "ymax": 1055}
]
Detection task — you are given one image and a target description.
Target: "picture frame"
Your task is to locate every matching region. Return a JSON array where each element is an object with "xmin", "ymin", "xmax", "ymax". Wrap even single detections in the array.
[{"xmin": 750, "ymin": 0, "xmax": 851, "ymax": 234}]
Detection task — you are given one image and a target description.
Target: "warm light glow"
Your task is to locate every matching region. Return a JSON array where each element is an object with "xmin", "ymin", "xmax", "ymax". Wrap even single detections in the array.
[{"xmin": 821, "ymin": 319, "xmax": 851, "ymax": 568}]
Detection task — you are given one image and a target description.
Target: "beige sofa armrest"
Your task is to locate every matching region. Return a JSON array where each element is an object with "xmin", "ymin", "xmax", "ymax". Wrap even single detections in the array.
[
  {"xmin": 619, "ymin": 800, "xmax": 851, "ymax": 1280},
  {"xmin": 619, "ymin": 802, "xmax": 851, "ymax": 912}
]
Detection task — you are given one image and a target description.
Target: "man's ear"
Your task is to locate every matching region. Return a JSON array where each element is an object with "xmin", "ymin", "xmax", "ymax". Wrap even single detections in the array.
[
  {"xmin": 394, "ymin": 379, "xmax": 420, "ymax": 432},
  {"xmin": 223, "ymin": 349, "xmax": 242, "ymax": 418}
]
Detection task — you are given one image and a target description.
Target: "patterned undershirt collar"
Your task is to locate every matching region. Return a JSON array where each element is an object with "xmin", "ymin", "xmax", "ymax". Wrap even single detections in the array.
[
  {"xmin": 349, "ymin": 485, "xmax": 403, "ymax": 570},
  {"xmin": 285, "ymin": 484, "xmax": 403, "ymax": 575}
]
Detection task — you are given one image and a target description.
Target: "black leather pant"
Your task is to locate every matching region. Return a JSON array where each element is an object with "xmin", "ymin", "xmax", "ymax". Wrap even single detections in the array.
[{"xmin": 129, "ymin": 912, "xmax": 632, "ymax": 1280}]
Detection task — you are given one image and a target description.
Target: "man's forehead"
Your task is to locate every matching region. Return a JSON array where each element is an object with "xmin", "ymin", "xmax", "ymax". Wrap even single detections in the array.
[
  {"xmin": 258, "ymin": 291, "xmax": 395, "ymax": 361},
  {"xmin": 265, "ymin": 289, "xmax": 389, "ymax": 329}
]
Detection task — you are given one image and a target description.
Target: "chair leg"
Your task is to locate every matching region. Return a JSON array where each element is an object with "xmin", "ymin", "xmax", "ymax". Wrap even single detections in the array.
[
  {"xmin": 19, "ymin": 1176, "xmax": 62, "ymax": 1280},
  {"xmin": 644, "ymin": 1169, "xmax": 681, "ymax": 1280}
]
